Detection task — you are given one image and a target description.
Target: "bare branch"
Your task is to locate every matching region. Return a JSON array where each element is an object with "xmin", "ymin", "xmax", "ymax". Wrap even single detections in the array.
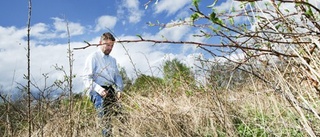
[
  {"xmin": 73, "ymin": 41, "xmax": 101, "ymax": 50},
  {"xmin": 278, "ymin": 0, "xmax": 320, "ymax": 13},
  {"xmin": 27, "ymin": 0, "xmax": 32, "ymax": 136}
]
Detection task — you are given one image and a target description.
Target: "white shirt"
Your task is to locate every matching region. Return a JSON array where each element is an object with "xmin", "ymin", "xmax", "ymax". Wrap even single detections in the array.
[{"xmin": 82, "ymin": 49, "xmax": 123, "ymax": 95}]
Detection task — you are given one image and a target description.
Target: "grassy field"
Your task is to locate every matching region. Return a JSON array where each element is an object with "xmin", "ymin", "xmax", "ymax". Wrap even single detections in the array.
[{"xmin": 4, "ymin": 74, "xmax": 317, "ymax": 137}]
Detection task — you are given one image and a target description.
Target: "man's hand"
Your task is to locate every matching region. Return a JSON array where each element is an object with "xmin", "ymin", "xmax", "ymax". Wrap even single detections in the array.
[
  {"xmin": 98, "ymin": 88, "xmax": 108, "ymax": 98},
  {"xmin": 116, "ymin": 92, "xmax": 121, "ymax": 100}
]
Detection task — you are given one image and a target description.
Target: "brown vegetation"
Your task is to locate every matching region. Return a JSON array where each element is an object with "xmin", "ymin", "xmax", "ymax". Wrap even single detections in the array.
[{"xmin": 1, "ymin": 0, "xmax": 320, "ymax": 136}]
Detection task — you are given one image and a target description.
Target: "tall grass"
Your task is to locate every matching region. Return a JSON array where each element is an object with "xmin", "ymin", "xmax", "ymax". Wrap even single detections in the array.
[
  {"xmin": 1, "ymin": 0, "xmax": 320, "ymax": 136},
  {"xmin": 6, "ymin": 62, "xmax": 318, "ymax": 137}
]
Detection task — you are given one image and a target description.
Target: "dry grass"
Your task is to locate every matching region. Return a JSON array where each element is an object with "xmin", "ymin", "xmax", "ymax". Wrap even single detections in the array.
[
  {"xmin": 12, "ymin": 77, "xmax": 317, "ymax": 137},
  {"xmin": 7, "ymin": 53, "xmax": 320, "ymax": 137},
  {"xmin": 119, "ymin": 91, "xmax": 217, "ymax": 137}
]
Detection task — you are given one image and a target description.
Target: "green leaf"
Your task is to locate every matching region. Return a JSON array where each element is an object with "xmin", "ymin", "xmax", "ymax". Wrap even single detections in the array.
[
  {"xmin": 210, "ymin": 11, "xmax": 223, "ymax": 25},
  {"xmin": 191, "ymin": 13, "xmax": 199, "ymax": 22},
  {"xmin": 192, "ymin": 0, "xmax": 201, "ymax": 9},
  {"xmin": 231, "ymin": 6, "xmax": 235, "ymax": 12},
  {"xmin": 277, "ymin": 2, "xmax": 282, "ymax": 8},
  {"xmin": 264, "ymin": 2, "xmax": 270, "ymax": 9},
  {"xmin": 136, "ymin": 34, "xmax": 142, "ymax": 40},
  {"xmin": 255, "ymin": 16, "xmax": 261, "ymax": 21},
  {"xmin": 209, "ymin": 12, "xmax": 216, "ymax": 22},
  {"xmin": 305, "ymin": 6, "xmax": 313, "ymax": 17},
  {"xmin": 200, "ymin": 30, "xmax": 211, "ymax": 38},
  {"xmin": 229, "ymin": 18, "xmax": 234, "ymax": 25},
  {"xmin": 208, "ymin": 25, "xmax": 222, "ymax": 33},
  {"xmin": 215, "ymin": 19, "xmax": 223, "ymax": 25},
  {"xmin": 147, "ymin": 21, "xmax": 155, "ymax": 26},
  {"xmin": 207, "ymin": 0, "xmax": 218, "ymax": 8},
  {"xmin": 250, "ymin": 2, "xmax": 255, "ymax": 6},
  {"xmin": 267, "ymin": 42, "xmax": 271, "ymax": 48},
  {"xmin": 208, "ymin": 26, "xmax": 218, "ymax": 33}
]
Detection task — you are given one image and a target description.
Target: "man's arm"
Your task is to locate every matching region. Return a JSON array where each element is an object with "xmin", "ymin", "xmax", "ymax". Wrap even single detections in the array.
[{"xmin": 82, "ymin": 55, "xmax": 106, "ymax": 96}]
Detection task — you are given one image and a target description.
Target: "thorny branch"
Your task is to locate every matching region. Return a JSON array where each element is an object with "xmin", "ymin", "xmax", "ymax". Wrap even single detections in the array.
[
  {"xmin": 74, "ymin": 0, "xmax": 319, "ymax": 85},
  {"xmin": 27, "ymin": 0, "xmax": 32, "ymax": 136},
  {"xmin": 0, "ymin": 94, "xmax": 27, "ymax": 117},
  {"xmin": 73, "ymin": 38, "xmax": 310, "ymax": 61},
  {"xmin": 73, "ymin": 41, "xmax": 102, "ymax": 50}
]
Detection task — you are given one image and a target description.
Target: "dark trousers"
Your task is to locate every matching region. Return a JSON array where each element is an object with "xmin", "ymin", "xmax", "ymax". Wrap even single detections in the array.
[
  {"xmin": 102, "ymin": 86, "xmax": 119, "ymax": 116},
  {"xmin": 90, "ymin": 86, "xmax": 117, "ymax": 137}
]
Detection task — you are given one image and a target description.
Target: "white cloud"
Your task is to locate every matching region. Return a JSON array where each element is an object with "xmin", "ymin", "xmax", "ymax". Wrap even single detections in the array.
[
  {"xmin": 181, "ymin": 29, "xmax": 206, "ymax": 54},
  {"xmin": 153, "ymin": 21, "xmax": 192, "ymax": 41},
  {"xmin": 214, "ymin": 0, "xmax": 242, "ymax": 12},
  {"xmin": 94, "ymin": 15, "xmax": 117, "ymax": 32},
  {"xmin": 0, "ymin": 24, "xmax": 159, "ymax": 94},
  {"xmin": 30, "ymin": 23, "xmax": 48, "ymax": 35},
  {"xmin": 154, "ymin": 0, "xmax": 190, "ymax": 15},
  {"xmin": 128, "ymin": 10, "xmax": 143, "ymax": 24},
  {"xmin": 28, "ymin": 18, "xmax": 85, "ymax": 40},
  {"xmin": 0, "ymin": 26, "xmax": 26, "ymax": 50},
  {"xmin": 0, "ymin": 23, "xmax": 89, "ymax": 94},
  {"xmin": 30, "ymin": 23, "xmax": 57, "ymax": 39},
  {"xmin": 0, "ymin": 16, "xmax": 208, "ymax": 96},
  {"xmin": 118, "ymin": 0, "xmax": 144, "ymax": 24},
  {"xmin": 52, "ymin": 17, "xmax": 85, "ymax": 37},
  {"xmin": 112, "ymin": 35, "xmax": 167, "ymax": 78}
]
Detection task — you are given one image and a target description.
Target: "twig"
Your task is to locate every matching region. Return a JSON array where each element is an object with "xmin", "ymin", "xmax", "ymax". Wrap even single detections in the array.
[
  {"xmin": 74, "ymin": 38, "xmax": 310, "ymax": 61},
  {"xmin": 108, "ymin": 30, "xmax": 140, "ymax": 77},
  {"xmin": 27, "ymin": 0, "xmax": 32, "ymax": 136},
  {"xmin": 0, "ymin": 94, "xmax": 27, "ymax": 117},
  {"xmin": 144, "ymin": 0, "xmax": 153, "ymax": 7},
  {"xmin": 73, "ymin": 41, "xmax": 101, "ymax": 50},
  {"xmin": 74, "ymin": 39, "xmax": 227, "ymax": 50},
  {"xmin": 66, "ymin": 18, "xmax": 74, "ymax": 137}
]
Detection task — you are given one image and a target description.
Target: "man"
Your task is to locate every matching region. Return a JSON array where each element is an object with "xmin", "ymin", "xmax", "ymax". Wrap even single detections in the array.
[{"xmin": 82, "ymin": 32, "xmax": 123, "ymax": 136}]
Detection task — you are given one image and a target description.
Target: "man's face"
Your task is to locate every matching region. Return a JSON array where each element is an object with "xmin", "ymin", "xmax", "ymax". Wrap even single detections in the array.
[{"xmin": 100, "ymin": 39, "xmax": 115, "ymax": 55}]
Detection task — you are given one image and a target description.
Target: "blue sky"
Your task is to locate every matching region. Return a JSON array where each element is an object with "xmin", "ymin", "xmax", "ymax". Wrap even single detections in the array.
[
  {"xmin": 0, "ymin": 0, "xmax": 239, "ymax": 97},
  {"xmin": 1, "ymin": 0, "xmax": 207, "ymax": 42},
  {"xmin": 2, "ymin": 0, "xmax": 317, "ymax": 98}
]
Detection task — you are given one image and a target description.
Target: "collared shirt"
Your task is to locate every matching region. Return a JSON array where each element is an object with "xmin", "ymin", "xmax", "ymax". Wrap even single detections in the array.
[{"xmin": 82, "ymin": 49, "xmax": 123, "ymax": 95}]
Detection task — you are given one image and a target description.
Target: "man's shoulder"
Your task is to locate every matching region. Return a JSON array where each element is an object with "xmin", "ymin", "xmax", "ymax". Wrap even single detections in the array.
[
  {"xmin": 87, "ymin": 50, "xmax": 101, "ymax": 58},
  {"xmin": 109, "ymin": 55, "xmax": 116, "ymax": 60}
]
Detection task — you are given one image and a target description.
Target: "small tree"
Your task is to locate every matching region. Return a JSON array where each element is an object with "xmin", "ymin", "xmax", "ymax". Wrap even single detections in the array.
[
  {"xmin": 131, "ymin": 74, "xmax": 163, "ymax": 95},
  {"xmin": 163, "ymin": 59, "xmax": 196, "ymax": 92},
  {"xmin": 119, "ymin": 67, "xmax": 133, "ymax": 92}
]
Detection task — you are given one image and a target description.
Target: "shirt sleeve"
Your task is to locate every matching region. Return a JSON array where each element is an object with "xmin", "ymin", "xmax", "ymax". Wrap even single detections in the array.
[{"xmin": 82, "ymin": 54, "xmax": 103, "ymax": 94}]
